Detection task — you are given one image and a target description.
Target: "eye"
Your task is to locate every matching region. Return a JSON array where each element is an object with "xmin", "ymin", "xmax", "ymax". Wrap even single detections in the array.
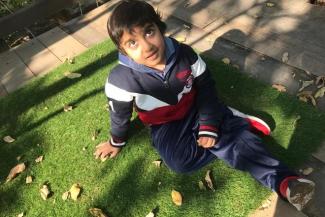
[
  {"xmin": 128, "ymin": 40, "xmax": 137, "ymax": 48},
  {"xmin": 146, "ymin": 29, "xmax": 155, "ymax": 37}
]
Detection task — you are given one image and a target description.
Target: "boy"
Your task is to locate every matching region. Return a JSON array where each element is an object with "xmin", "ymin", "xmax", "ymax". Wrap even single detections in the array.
[{"xmin": 94, "ymin": 0, "xmax": 315, "ymax": 211}]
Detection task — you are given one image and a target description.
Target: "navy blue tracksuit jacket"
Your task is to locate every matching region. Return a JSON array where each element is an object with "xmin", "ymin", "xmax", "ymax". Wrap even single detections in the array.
[{"xmin": 105, "ymin": 37, "xmax": 295, "ymax": 193}]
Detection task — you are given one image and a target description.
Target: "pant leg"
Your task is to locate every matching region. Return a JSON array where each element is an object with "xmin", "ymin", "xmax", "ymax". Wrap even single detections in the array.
[
  {"xmin": 209, "ymin": 115, "xmax": 297, "ymax": 193},
  {"xmin": 150, "ymin": 109, "xmax": 216, "ymax": 173}
]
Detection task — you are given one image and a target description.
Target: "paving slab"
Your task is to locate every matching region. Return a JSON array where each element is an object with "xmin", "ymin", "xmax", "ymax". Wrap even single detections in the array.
[
  {"xmin": 13, "ymin": 38, "xmax": 61, "ymax": 76},
  {"xmin": 312, "ymin": 139, "xmax": 325, "ymax": 166},
  {"xmin": 0, "ymin": 50, "xmax": 35, "ymax": 93},
  {"xmin": 299, "ymin": 157, "xmax": 325, "ymax": 217},
  {"xmin": 249, "ymin": 193, "xmax": 307, "ymax": 217},
  {"xmin": 37, "ymin": 27, "xmax": 87, "ymax": 61},
  {"xmin": 62, "ymin": 17, "xmax": 107, "ymax": 48},
  {"xmin": 149, "ymin": 0, "xmax": 325, "ymax": 77}
]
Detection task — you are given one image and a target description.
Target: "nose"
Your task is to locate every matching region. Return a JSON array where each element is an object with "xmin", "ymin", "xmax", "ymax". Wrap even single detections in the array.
[{"xmin": 141, "ymin": 38, "xmax": 154, "ymax": 52}]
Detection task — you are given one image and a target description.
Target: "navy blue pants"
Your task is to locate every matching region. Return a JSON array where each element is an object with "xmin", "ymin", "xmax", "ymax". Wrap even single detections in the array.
[{"xmin": 150, "ymin": 109, "xmax": 296, "ymax": 193}]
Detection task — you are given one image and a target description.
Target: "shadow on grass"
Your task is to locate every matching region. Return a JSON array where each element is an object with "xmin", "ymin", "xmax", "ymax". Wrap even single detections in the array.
[{"xmin": 0, "ymin": 47, "xmax": 118, "ymax": 214}]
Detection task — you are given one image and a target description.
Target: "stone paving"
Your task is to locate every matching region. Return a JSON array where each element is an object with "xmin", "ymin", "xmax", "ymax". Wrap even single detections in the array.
[{"xmin": 0, "ymin": 0, "xmax": 324, "ymax": 216}]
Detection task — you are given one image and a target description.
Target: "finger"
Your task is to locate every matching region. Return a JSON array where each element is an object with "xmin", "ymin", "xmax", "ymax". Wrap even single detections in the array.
[
  {"xmin": 206, "ymin": 138, "xmax": 215, "ymax": 147},
  {"xmin": 96, "ymin": 143, "xmax": 105, "ymax": 148},
  {"xmin": 109, "ymin": 151, "xmax": 118, "ymax": 158}
]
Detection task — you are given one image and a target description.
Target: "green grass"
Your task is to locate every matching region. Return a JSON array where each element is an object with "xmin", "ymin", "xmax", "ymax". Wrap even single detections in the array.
[{"xmin": 0, "ymin": 39, "xmax": 324, "ymax": 217}]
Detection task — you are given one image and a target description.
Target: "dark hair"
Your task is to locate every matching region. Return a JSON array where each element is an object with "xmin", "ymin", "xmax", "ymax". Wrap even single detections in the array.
[{"xmin": 107, "ymin": 0, "xmax": 166, "ymax": 49}]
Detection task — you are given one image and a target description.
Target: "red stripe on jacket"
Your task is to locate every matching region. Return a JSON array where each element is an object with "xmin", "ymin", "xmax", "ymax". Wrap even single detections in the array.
[{"xmin": 137, "ymin": 89, "xmax": 196, "ymax": 125}]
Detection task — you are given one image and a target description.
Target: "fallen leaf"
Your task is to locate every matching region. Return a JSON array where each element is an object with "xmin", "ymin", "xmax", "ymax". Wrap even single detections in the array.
[
  {"xmin": 232, "ymin": 64, "xmax": 239, "ymax": 69},
  {"xmin": 40, "ymin": 185, "xmax": 51, "ymax": 200},
  {"xmin": 260, "ymin": 199, "xmax": 271, "ymax": 209},
  {"xmin": 183, "ymin": 24, "xmax": 191, "ymax": 30},
  {"xmin": 175, "ymin": 36, "xmax": 186, "ymax": 42},
  {"xmin": 92, "ymin": 130, "xmax": 99, "ymax": 141},
  {"xmin": 64, "ymin": 71, "xmax": 81, "ymax": 79},
  {"xmin": 266, "ymin": 2, "xmax": 275, "ymax": 7},
  {"xmin": 65, "ymin": 56, "xmax": 75, "ymax": 64},
  {"xmin": 222, "ymin": 57, "xmax": 230, "ymax": 65},
  {"xmin": 299, "ymin": 80, "xmax": 314, "ymax": 92},
  {"xmin": 297, "ymin": 91, "xmax": 317, "ymax": 106},
  {"xmin": 64, "ymin": 105, "xmax": 73, "ymax": 112},
  {"xmin": 6, "ymin": 163, "xmax": 26, "ymax": 182},
  {"xmin": 17, "ymin": 212, "xmax": 24, "ymax": 217},
  {"xmin": 315, "ymin": 75, "xmax": 325, "ymax": 88},
  {"xmin": 314, "ymin": 87, "xmax": 325, "ymax": 98},
  {"xmin": 35, "ymin": 155, "xmax": 44, "ymax": 163},
  {"xmin": 171, "ymin": 190, "xmax": 182, "ymax": 206},
  {"xmin": 62, "ymin": 191, "xmax": 70, "ymax": 201},
  {"xmin": 26, "ymin": 176, "xmax": 33, "ymax": 184},
  {"xmin": 302, "ymin": 167, "xmax": 314, "ymax": 176},
  {"xmin": 198, "ymin": 180, "xmax": 206, "ymax": 190},
  {"xmin": 281, "ymin": 52, "xmax": 289, "ymax": 63},
  {"xmin": 152, "ymin": 160, "xmax": 162, "ymax": 168},
  {"xmin": 89, "ymin": 208, "xmax": 108, "ymax": 217},
  {"xmin": 205, "ymin": 170, "xmax": 215, "ymax": 191},
  {"xmin": 146, "ymin": 211, "xmax": 155, "ymax": 217},
  {"xmin": 70, "ymin": 183, "xmax": 81, "ymax": 201},
  {"xmin": 16, "ymin": 155, "xmax": 22, "ymax": 161},
  {"xmin": 272, "ymin": 84, "xmax": 287, "ymax": 92},
  {"xmin": 3, "ymin": 135, "xmax": 15, "ymax": 143}
]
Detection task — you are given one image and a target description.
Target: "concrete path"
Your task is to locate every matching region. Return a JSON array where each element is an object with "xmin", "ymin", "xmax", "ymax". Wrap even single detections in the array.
[{"xmin": 0, "ymin": 0, "xmax": 324, "ymax": 216}]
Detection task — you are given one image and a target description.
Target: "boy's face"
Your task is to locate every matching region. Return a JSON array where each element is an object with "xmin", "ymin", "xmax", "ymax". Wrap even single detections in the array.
[{"xmin": 119, "ymin": 23, "xmax": 166, "ymax": 69}]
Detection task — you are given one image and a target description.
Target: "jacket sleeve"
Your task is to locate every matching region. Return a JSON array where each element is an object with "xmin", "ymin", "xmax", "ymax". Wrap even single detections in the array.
[
  {"xmin": 187, "ymin": 46, "xmax": 227, "ymax": 139},
  {"xmin": 105, "ymin": 72, "xmax": 133, "ymax": 147}
]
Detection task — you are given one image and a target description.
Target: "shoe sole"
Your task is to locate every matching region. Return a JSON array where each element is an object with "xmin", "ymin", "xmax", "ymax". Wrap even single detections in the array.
[{"xmin": 228, "ymin": 107, "xmax": 271, "ymax": 135}]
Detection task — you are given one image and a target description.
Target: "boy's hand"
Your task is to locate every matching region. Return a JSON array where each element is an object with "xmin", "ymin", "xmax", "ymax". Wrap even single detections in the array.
[
  {"xmin": 94, "ymin": 141, "xmax": 121, "ymax": 160},
  {"xmin": 197, "ymin": 136, "xmax": 217, "ymax": 148}
]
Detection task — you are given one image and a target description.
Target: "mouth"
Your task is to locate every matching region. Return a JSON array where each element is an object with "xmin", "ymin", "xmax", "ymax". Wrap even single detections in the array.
[{"xmin": 146, "ymin": 50, "xmax": 158, "ymax": 59}]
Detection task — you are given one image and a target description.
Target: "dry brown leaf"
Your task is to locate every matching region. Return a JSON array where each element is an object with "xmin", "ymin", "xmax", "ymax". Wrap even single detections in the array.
[
  {"xmin": 272, "ymin": 84, "xmax": 287, "ymax": 92},
  {"xmin": 266, "ymin": 2, "xmax": 275, "ymax": 7},
  {"xmin": 222, "ymin": 57, "xmax": 231, "ymax": 65},
  {"xmin": 205, "ymin": 170, "xmax": 215, "ymax": 191},
  {"xmin": 62, "ymin": 191, "xmax": 70, "ymax": 201},
  {"xmin": 26, "ymin": 176, "xmax": 33, "ymax": 184},
  {"xmin": 70, "ymin": 183, "xmax": 81, "ymax": 201},
  {"xmin": 64, "ymin": 105, "xmax": 73, "ymax": 112},
  {"xmin": 146, "ymin": 211, "xmax": 155, "ymax": 217},
  {"xmin": 302, "ymin": 167, "xmax": 314, "ymax": 176},
  {"xmin": 35, "ymin": 155, "xmax": 44, "ymax": 163},
  {"xmin": 6, "ymin": 163, "xmax": 26, "ymax": 182},
  {"xmin": 175, "ymin": 36, "xmax": 186, "ymax": 42},
  {"xmin": 314, "ymin": 87, "xmax": 325, "ymax": 98},
  {"xmin": 315, "ymin": 75, "xmax": 325, "ymax": 88},
  {"xmin": 171, "ymin": 190, "xmax": 182, "ymax": 206},
  {"xmin": 3, "ymin": 135, "xmax": 15, "ymax": 143},
  {"xmin": 65, "ymin": 56, "xmax": 75, "ymax": 64},
  {"xmin": 282, "ymin": 52, "xmax": 289, "ymax": 63},
  {"xmin": 299, "ymin": 80, "xmax": 314, "ymax": 92},
  {"xmin": 89, "ymin": 208, "xmax": 108, "ymax": 217},
  {"xmin": 17, "ymin": 212, "xmax": 24, "ymax": 217},
  {"xmin": 64, "ymin": 71, "xmax": 81, "ymax": 79},
  {"xmin": 152, "ymin": 160, "xmax": 162, "ymax": 168},
  {"xmin": 40, "ymin": 185, "xmax": 51, "ymax": 200},
  {"xmin": 198, "ymin": 180, "xmax": 206, "ymax": 190},
  {"xmin": 297, "ymin": 91, "xmax": 317, "ymax": 106}
]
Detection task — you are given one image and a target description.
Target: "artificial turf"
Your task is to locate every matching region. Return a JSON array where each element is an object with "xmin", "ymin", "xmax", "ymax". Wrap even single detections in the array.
[{"xmin": 0, "ymin": 39, "xmax": 324, "ymax": 217}]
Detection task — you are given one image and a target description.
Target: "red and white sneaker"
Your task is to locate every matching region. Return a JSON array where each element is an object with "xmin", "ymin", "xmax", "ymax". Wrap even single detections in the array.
[
  {"xmin": 280, "ymin": 177, "xmax": 315, "ymax": 211},
  {"xmin": 229, "ymin": 107, "xmax": 271, "ymax": 136}
]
